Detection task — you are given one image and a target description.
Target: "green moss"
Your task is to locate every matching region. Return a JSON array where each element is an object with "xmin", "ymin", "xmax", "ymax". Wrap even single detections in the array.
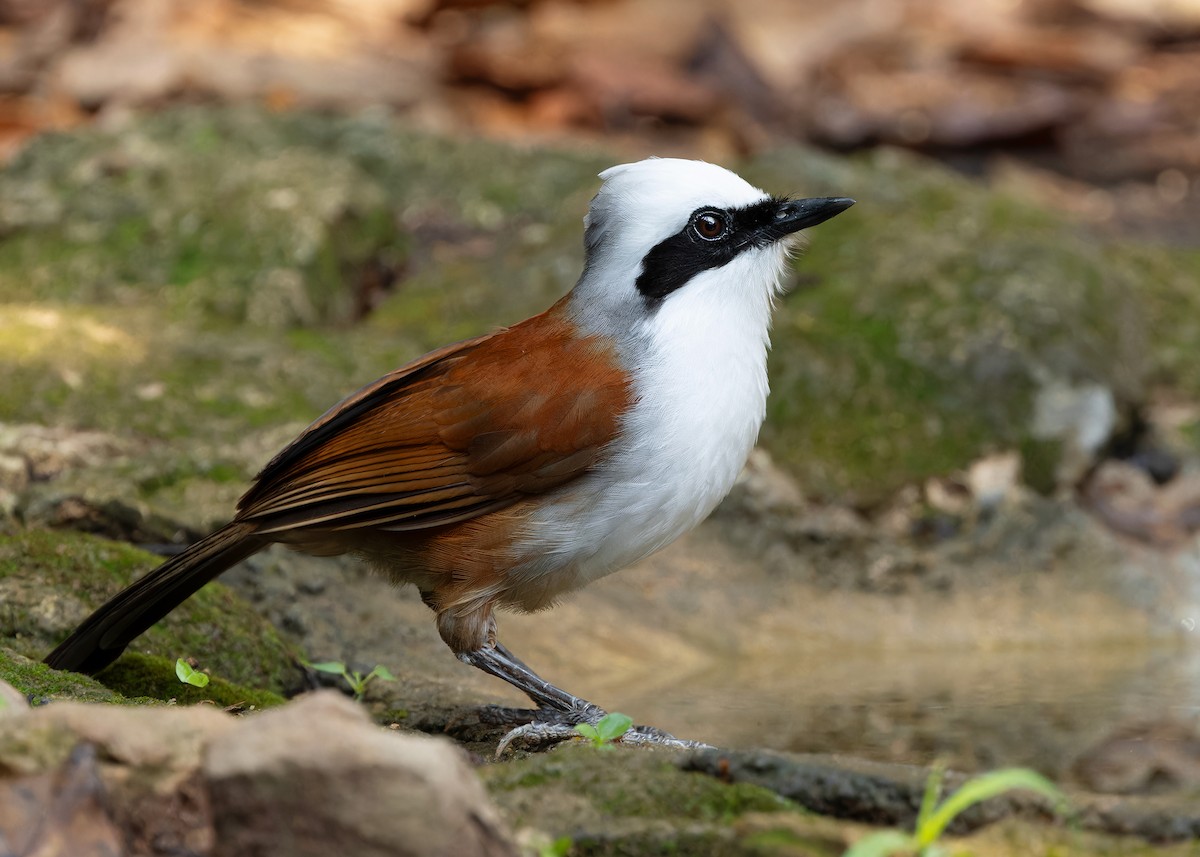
[
  {"xmin": 134, "ymin": 459, "xmax": 245, "ymax": 495},
  {"xmin": 1019, "ymin": 437, "xmax": 1064, "ymax": 496},
  {"xmin": 0, "ymin": 529, "xmax": 151, "ymax": 623},
  {"xmin": 593, "ymin": 763, "xmax": 791, "ymax": 822},
  {"xmin": 0, "ymin": 647, "xmax": 125, "ymax": 704},
  {"xmin": 0, "ymin": 529, "xmax": 300, "ymax": 694},
  {"xmin": 741, "ymin": 826, "xmax": 844, "ymax": 856},
  {"xmin": 1180, "ymin": 418, "xmax": 1200, "ymax": 457},
  {"xmin": 0, "ymin": 106, "xmax": 601, "ymax": 328},
  {"xmin": 97, "ymin": 652, "xmax": 284, "ymax": 709},
  {"xmin": 486, "ymin": 745, "xmax": 791, "ymax": 823},
  {"xmin": 484, "ymin": 746, "xmax": 806, "ymax": 856}
]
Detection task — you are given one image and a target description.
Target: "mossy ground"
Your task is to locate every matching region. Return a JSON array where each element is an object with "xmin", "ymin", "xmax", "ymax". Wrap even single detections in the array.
[
  {"xmin": 0, "ymin": 529, "xmax": 300, "ymax": 695},
  {"xmin": 97, "ymin": 652, "xmax": 285, "ymax": 709},
  {"xmin": 484, "ymin": 744, "xmax": 1198, "ymax": 856},
  {"xmin": 0, "ymin": 647, "xmax": 125, "ymax": 704},
  {"xmin": 483, "ymin": 744, "xmax": 808, "ymax": 856}
]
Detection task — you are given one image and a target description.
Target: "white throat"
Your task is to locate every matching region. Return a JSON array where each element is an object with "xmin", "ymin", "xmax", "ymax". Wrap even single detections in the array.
[{"xmin": 508, "ymin": 242, "xmax": 789, "ymax": 609}]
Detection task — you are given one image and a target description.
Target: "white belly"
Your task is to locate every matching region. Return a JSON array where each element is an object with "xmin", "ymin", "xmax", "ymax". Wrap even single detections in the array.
[{"xmin": 505, "ymin": 259, "xmax": 775, "ymax": 611}]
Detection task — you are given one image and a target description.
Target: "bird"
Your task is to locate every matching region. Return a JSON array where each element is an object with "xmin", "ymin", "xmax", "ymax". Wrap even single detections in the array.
[{"xmin": 45, "ymin": 157, "xmax": 853, "ymax": 748}]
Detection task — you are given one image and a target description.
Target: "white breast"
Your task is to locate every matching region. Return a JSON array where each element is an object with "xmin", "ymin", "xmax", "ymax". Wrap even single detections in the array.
[{"xmin": 504, "ymin": 245, "xmax": 785, "ymax": 611}]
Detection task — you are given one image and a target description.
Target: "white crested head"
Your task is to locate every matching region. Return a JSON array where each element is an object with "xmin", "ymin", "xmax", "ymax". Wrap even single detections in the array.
[
  {"xmin": 583, "ymin": 158, "xmax": 770, "ymax": 260},
  {"xmin": 568, "ymin": 157, "xmax": 845, "ymax": 344}
]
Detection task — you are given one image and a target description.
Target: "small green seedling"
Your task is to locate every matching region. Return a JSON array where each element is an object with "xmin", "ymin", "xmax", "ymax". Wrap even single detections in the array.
[
  {"xmin": 844, "ymin": 764, "xmax": 1066, "ymax": 857},
  {"xmin": 175, "ymin": 658, "xmax": 210, "ymax": 689},
  {"xmin": 539, "ymin": 835, "xmax": 573, "ymax": 857},
  {"xmin": 574, "ymin": 712, "xmax": 633, "ymax": 749},
  {"xmin": 308, "ymin": 660, "xmax": 397, "ymax": 701}
]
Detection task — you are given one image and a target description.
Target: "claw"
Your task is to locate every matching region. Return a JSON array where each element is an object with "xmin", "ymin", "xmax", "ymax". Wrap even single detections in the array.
[
  {"xmin": 496, "ymin": 721, "xmax": 582, "ymax": 757},
  {"xmin": 492, "ymin": 713, "xmax": 714, "ymax": 757}
]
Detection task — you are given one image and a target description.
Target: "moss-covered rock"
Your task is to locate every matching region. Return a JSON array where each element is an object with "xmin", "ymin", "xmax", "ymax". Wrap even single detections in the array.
[
  {"xmin": 0, "ymin": 647, "xmax": 125, "ymax": 704},
  {"xmin": 482, "ymin": 744, "xmax": 802, "ymax": 856},
  {"xmin": 97, "ymin": 652, "xmax": 285, "ymax": 709},
  {"xmin": 0, "ymin": 529, "xmax": 300, "ymax": 695}
]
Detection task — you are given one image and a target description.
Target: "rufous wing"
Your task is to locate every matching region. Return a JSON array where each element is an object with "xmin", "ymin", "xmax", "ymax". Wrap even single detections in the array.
[{"xmin": 235, "ymin": 308, "xmax": 632, "ymax": 534}]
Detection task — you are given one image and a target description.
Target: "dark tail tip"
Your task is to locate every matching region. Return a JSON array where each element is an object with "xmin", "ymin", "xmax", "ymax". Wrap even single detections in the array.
[{"xmin": 43, "ymin": 522, "xmax": 264, "ymax": 676}]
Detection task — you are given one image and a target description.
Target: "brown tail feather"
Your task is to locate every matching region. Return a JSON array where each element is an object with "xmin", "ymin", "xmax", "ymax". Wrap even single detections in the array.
[{"xmin": 44, "ymin": 522, "xmax": 268, "ymax": 675}]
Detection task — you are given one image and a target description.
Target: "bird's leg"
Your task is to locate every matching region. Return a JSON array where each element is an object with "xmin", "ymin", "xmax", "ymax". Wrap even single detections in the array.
[
  {"xmin": 459, "ymin": 640, "xmax": 712, "ymax": 756},
  {"xmin": 434, "ymin": 602, "xmax": 709, "ymax": 754},
  {"xmin": 426, "ymin": 593, "xmax": 604, "ymax": 719},
  {"xmin": 458, "ymin": 640, "xmax": 608, "ymax": 755},
  {"xmin": 457, "ymin": 642, "xmax": 605, "ymax": 721},
  {"xmin": 428, "ymin": 594, "xmax": 601, "ymax": 718},
  {"xmin": 490, "ymin": 640, "xmax": 533, "ymax": 675}
]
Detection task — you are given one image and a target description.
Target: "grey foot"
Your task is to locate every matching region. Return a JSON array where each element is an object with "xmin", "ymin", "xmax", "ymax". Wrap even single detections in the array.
[
  {"xmin": 455, "ymin": 640, "xmax": 710, "ymax": 756},
  {"xmin": 495, "ymin": 710, "xmax": 713, "ymax": 757}
]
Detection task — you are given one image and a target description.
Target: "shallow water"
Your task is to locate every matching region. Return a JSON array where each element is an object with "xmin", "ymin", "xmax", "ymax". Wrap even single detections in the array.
[{"xmin": 591, "ymin": 642, "xmax": 1200, "ymax": 779}]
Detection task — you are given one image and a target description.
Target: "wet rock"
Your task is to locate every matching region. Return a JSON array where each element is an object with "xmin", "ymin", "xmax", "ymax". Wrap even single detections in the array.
[
  {"xmin": 1081, "ymin": 460, "xmax": 1200, "ymax": 546},
  {"xmin": 204, "ymin": 691, "xmax": 517, "ymax": 857},
  {"xmin": 1073, "ymin": 719, "xmax": 1200, "ymax": 794},
  {"xmin": 680, "ymin": 747, "xmax": 1065, "ymax": 836},
  {"xmin": 682, "ymin": 749, "xmax": 930, "ymax": 829}
]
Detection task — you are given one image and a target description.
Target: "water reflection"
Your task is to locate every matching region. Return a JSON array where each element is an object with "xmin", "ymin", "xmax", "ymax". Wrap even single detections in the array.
[{"xmin": 609, "ymin": 643, "xmax": 1200, "ymax": 780}]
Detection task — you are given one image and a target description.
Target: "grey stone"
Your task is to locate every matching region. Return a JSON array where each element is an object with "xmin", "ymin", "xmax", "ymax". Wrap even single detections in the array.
[{"xmin": 204, "ymin": 691, "xmax": 517, "ymax": 857}]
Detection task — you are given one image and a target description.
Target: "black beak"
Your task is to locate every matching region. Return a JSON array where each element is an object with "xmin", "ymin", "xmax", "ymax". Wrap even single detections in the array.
[{"xmin": 772, "ymin": 197, "xmax": 855, "ymax": 236}]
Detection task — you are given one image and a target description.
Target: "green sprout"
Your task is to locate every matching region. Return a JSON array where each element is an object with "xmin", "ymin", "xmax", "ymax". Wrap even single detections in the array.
[
  {"xmin": 308, "ymin": 660, "xmax": 397, "ymax": 701},
  {"xmin": 574, "ymin": 712, "xmax": 633, "ymax": 749},
  {"xmin": 539, "ymin": 836, "xmax": 573, "ymax": 857},
  {"xmin": 844, "ymin": 764, "xmax": 1066, "ymax": 857},
  {"xmin": 175, "ymin": 658, "xmax": 210, "ymax": 689}
]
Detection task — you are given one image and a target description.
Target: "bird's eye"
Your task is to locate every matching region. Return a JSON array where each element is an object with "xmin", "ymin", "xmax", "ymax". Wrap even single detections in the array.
[{"xmin": 693, "ymin": 211, "xmax": 727, "ymax": 241}]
